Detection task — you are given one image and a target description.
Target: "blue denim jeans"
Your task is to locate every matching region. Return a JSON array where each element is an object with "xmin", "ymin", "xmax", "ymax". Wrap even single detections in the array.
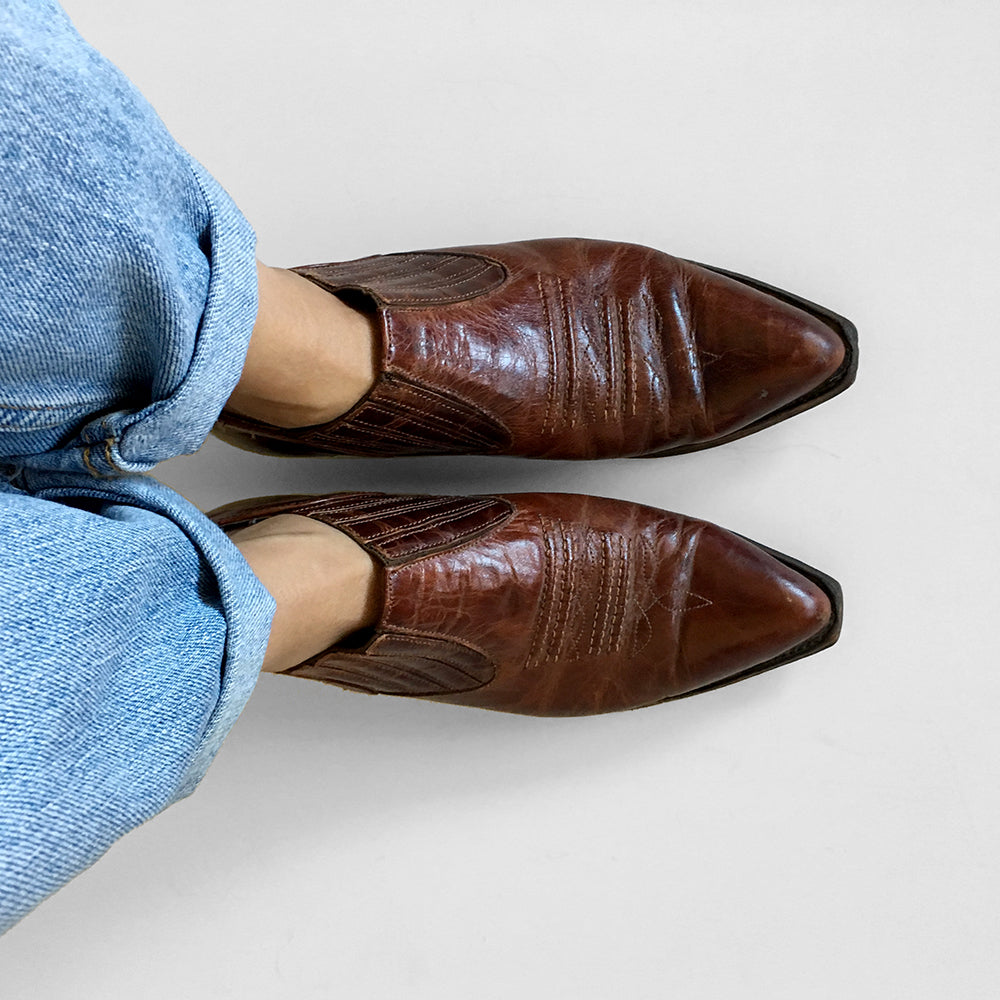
[{"xmin": 0, "ymin": 0, "xmax": 277, "ymax": 931}]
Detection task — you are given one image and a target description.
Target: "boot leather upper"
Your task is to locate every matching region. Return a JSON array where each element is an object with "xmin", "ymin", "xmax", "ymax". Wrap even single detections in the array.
[
  {"xmin": 211, "ymin": 491, "xmax": 836, "ymax": 716},
  {"xmin": 217, "ymin": 238, "xmax": 846, "ymax": 459}
]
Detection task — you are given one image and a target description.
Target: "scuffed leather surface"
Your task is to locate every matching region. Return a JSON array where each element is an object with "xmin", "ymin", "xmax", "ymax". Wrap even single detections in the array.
[
  {"xmin": 216, "ymin": 238, "xmax": 845, "ymax": 459},
  {"xmin": 211, "ymin": 492, "xmax": 835, "ymax": 716}
]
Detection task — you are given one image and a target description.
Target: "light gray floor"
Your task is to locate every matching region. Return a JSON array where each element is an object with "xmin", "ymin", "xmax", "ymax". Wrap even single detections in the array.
[{"xmin": 3, "ymin": 2, "xmax": 999, "ymax": 997}]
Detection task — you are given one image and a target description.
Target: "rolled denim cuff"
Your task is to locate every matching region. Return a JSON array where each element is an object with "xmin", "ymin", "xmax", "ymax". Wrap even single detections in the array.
[
  {"xmin": 24, "ymin": 469, "xmax": 276, "ymax": 799},
  {"xmin": 2, "ymin": 154, "xmax": 259, "ymax": 481},
  {"xmin": 109, "ymin": 158, "xmax": 260, "ymax": 475}
]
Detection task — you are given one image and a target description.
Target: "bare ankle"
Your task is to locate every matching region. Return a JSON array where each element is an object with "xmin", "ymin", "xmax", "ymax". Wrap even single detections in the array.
[
  {"xmin": 229, "ymin": 514, "xmax": 381, "ymax": 673},
  {"xmin": 225, "ymin": 262, "xmax": 377, "ymax": 429}
]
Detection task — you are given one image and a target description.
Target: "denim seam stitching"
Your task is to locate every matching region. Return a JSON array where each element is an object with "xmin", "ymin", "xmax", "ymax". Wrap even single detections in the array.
[{"xmin": 0, "ymin": 401, "xmax": 108, "ymax": 411}]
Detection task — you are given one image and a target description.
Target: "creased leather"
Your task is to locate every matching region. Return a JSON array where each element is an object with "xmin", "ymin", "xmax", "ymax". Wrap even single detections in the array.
[
  {"xmin": 215, "ymin": 238, "xmax": 847, "ymax": 459},
  {"xmin": 210, "ymin": 491, "xmax": 837, "ymax": 716}
]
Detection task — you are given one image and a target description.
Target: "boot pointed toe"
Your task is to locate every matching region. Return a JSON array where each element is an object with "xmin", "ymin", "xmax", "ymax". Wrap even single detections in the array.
[
  {"xmin": 684, "ymin": 263, "xmax": 848, "ymax": 441},
  {"xmin": 667, "ymin": 524, "xmax": 837, "ymax": 698}
]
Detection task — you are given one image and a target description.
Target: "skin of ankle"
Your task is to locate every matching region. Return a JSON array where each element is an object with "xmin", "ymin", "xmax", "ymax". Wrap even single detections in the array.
[
  {"xmin": 229, "ymin": 514, "xmax": 381, "ymax": 674},
  {"xmin": 224, "ymin": 262, "xmax": 377, "ymax": 429}
]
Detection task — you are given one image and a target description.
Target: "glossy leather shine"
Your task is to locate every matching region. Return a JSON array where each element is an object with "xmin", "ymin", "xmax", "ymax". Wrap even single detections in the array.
[
  {"xmin": 210, "ymin": 492, "xmax": 840, "ymax": 716},
  {"xmin": 214, "ymin": 238, "xmax": 853, "ymax": 459}
]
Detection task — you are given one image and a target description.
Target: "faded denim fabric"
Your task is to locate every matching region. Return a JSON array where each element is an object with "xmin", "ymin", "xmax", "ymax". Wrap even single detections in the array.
[{"xmin": 0, "ymin": 0, "xmax": 276, "ymax": 932}]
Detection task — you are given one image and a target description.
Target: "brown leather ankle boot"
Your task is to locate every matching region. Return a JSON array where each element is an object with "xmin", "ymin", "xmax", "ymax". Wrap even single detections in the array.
[
  {"xmin": 214, "ymin": 238, "xmax": 856, "ymax": 460},
  {"xmin": 216, "ymin": 239, "xmax": 857, "ymax": 459},
  {"xmin": 210, "ymin": 491, "xmax": 841, "ymax": 716}
]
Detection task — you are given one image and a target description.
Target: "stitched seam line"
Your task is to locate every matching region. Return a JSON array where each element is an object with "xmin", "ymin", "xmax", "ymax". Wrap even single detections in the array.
[
  {"xmin": 602, "ymin": 295, "xmax": 617, "ymax": 423},
  {"xmin": 588, "ymin": 533, "xmax": 614, "ymax": 656},
  {"xmin": 310, "ymin": 661, "xmax": 447, "ymax": 691},
  {"xmin": 385, "ymin": 506, "xmax": 506, "ymax": 559},
  {"xmin": 312, "ymin": 375, "xmax": 507, "ymax": 448},
  {"xmin": 554, "ymin": 275, "xmax": 576, "ymax": 429},
  {"xmin": 547, "ymin": 520, "xmax": 575, "ymax": 663},
  {"xmin": 323, "ymin": 419, "xmax": 481, "ymax": 451},
  {"xmin": 625, "ymin": 298, "xmax": 638, "ymax": 418},
  {"xmin": 525, "ymin": 516, "xmax": 556, "ymax": 671},
  {"xmin": 380, "ymin": 260, "xmax": 496, "ymax": 291},
  {"xmin": 318, "ymin": 655, "xmax": 480, "ymax": 690},
  {"xmin": 344, "ymin": 407, "xmax": 497, "ymax": 447},
  {"xmin": 366, "ymin": 499, "xmax": 496, "ymax": 544},
  {"xmin": 536, "ymin": 274, "xmax": 559, "ymax": 437},
  {"xmin": 386, "ymin": 374, "xmax": 505, "ymax": 428},
  {"xmin": 318, "ymin": 496, "xmax": 455, "ymax": 524}
]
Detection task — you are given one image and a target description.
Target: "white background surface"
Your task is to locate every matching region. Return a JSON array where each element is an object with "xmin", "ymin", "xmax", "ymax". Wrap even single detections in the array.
[{"xmin": 3, "ymin": 1, "xmax": 999, "ymax": 997}]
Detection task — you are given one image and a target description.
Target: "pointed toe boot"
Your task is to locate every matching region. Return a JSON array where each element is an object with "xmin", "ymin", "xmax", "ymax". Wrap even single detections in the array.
[
  {"xmin": 209, "ymin": 491, "xmax": 841, "ymax": 715},
  {"xmin": 213, "ymin": 238, "xmax": 856, "ymax": 460}
]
